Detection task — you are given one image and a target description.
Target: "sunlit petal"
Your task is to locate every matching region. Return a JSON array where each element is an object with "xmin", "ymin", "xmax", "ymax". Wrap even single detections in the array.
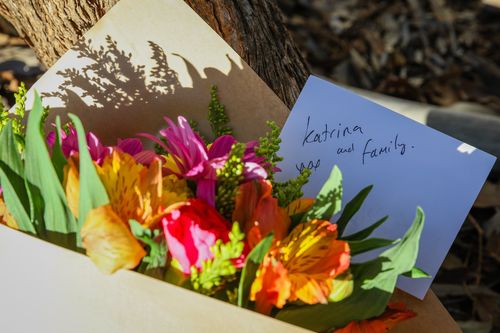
[
  {"xmin": 63, "ymin": 155, "xmax": 80, "ymax": 218},
  {"xmin": 82, "ymin": 205, "xmax": 146, "ymax": 274},
  {"xmin": 250, "ymin": 255, "xmax": 291, "ymax": 315}
]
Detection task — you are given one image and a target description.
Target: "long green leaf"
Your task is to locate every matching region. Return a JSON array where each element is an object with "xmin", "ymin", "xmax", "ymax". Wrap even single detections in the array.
[
  {"xmin": 276, "ymin": 207, "xmax": 425, "ymax": 332},
  {"xmin": 51, "ymin": 116, "xmax": 67, "ymax": 182},
  {"xmin": 0, "ymin": 123, "xmax": 36, "ymax": 233},
  {"xmin": 68, "ymin": 114, "xmax": 109, "ymax": 235},
  {"xmin": 24, "ymin": 93, "xmax": 77, "ymax": 234},
  {"xmin": 302, "ymin": 165, "xmax": 342, "ymax": 222},
  {"xmin": 237, "ymin": 233, "xmax": 274, "ymax": 308},
  {"xmin": 0, "ymin": 162, "xmax": 35, "ymax": 234},
  {"xmin": 343, "ymin": 216, "xmax": 388, "ymax": 241},
  {"xmin": 349, "ymin": 237, "xmax": 399, "ymax": 256},
  {"xmin": 336, "ymin": 185, "xmax": 372, "ymax": 236},
  {"xmin": 0, "ymin": 123, "xmax": 23, "ymax": 174}
]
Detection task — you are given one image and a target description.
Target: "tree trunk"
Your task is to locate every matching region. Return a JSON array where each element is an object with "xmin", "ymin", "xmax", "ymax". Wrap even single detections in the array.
[{"xmin": 0, "ymin": 0, "xmax": 308, "ymax": 108}]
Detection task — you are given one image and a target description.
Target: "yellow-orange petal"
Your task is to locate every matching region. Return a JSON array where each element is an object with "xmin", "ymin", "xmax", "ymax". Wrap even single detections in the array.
[
  {"xmin": 63, "ymin": 156, "xmax": 80, "ymax": 218},
  {"xmin": 97, "ymin": 151, "xmax": 143, "ymax": 223},
  {"xmin": 81, "ymin": 205, "xmax": 146, "ymax": 274},
  {"xmin": 288, "ymin": 273, "xmax": 332, "ymax": 304},
  {"xmin": 163, "ymin": 154, "xmax": 181, "ymax": 175},
  {"xmin": 274, "ymin": 220, "xmax": 350, "ymax": 305},
  {"xmin": 250, "ymin": 255, "xmax": 291, "ymax": 315},
  {"xmin": 284, "ymin": 220, "xmax": 350, "ymax": 278},
  {"xmin": 0, "ymin": 197, "xmax": 18, "ymax": 229},
  {"xmin": 334, "ymin": 302, "xmax": 416, "ymax": 333}
]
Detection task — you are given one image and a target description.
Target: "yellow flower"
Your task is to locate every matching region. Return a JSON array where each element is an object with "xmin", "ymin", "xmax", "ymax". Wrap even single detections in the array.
[
  {"xmin": 250, "ymin": 219, "xmax": 350, "ymax": 314},
  {"xmin": 66, "ymin": 150, "xmax": 191, "ymax": 273}
]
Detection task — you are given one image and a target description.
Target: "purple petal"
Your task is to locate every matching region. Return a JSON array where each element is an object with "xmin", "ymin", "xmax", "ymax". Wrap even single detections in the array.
[
  {"xmin": 46, "ymin": 131, "xmax": 56, "ymax": 150},
  {"xmin": 117, "ymin": 138, "xmax": 143, "ymax": 156},
  {"xmin": 185, "ymin": 162, "xmax": 206, "ymax": 178},
  {"xmin": 208, "ymin": 156, "xmax": 227, "ymax": 171},
  {"xmin": 208, "ymin": 135, "xmax": 236, "ymax": 159},
  {"xmin": 196, "ymin": 179, "xmax": 216, "ymax": 207},
  {"xmin": 86, "ymin": 132, "xmax": 108, "ymax": 162}
]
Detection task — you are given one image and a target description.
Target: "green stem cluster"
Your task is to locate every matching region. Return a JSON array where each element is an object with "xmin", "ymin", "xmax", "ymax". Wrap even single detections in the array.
[{"xmin": 216, "ymin": 143, "xmax": 245, "ymax": 220}]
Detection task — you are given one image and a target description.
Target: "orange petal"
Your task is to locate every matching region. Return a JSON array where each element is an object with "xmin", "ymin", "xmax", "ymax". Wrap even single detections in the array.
[
  {"xmin": 63, "ymin": 156, "xmax": 80, "ymax": 218},
  {"xmin": 286, "ymin": 198, "xmax": 315, "ymax": 217},
  {"xmin": 233, "ymin": 180, "xmax": 260, "ymax": 229},
  {"xmin": 81, "ymin": 205, "xmax": 146, "ymax": 274},
  {"xmin": 233, "ymin": 180, "xmax": 290, "ymax": 248},
  {"xmin": 334, "ymin": 302, "xmax": 416, "ymax": 333},
  {"xmin": 250, "ymin": 255, "xmax": 291, "ymax": 315}
]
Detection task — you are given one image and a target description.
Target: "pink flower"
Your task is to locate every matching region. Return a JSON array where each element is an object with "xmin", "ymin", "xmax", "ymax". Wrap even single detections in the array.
[
  {"xmin": 141, "ymin": 116, "xmax": 267, "ymax": 206},
  {"xmin": 162, "ymin": 199, "xmax": 232, "ymax": 274},
  {"xmin": 47, "ymin": 125, "xmax": 111, "ymax": 164},
  {"xmin": 47, "ymin": 126, "xmax": 157, "ymax": 165},
  {"xmin": 115, "ymin": 138, "xmax": 158, "ymax": 165}
]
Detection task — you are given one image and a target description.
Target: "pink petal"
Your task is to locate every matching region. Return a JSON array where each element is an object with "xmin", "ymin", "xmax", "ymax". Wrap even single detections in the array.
[
  {"xmin": 243, "ymin": 162, "xmax": 268, "ymax": 180},
  {"xmin": 133, "ymin": 150, "xmax": 158, "ymax": 165}
]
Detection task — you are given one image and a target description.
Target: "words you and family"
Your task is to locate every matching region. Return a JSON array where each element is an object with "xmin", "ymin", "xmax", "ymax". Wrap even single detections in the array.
[{"xmin": 295, "ymin": 115, "xmax": 415, "ymax": 173}]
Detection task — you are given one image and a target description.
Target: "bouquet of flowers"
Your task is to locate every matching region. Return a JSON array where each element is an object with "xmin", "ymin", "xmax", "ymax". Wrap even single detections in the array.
[{"xmin": 0, "ymin": 86, "xmax": 427, "ymax": 332}]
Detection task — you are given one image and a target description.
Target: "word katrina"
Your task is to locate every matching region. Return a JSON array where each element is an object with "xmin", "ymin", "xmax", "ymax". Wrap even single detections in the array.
[{"xmin": 302, "ymin": 115, "xmax": 363, "ymax": 146}]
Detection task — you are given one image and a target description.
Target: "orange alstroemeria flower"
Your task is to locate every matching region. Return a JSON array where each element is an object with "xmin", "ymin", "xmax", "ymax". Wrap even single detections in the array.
[
  {"xmin": 250, "ymin": 219, "xmax": 350, "ymax": 314},
  {"xmin": 232, "ymin": 179, "xmax": 314, "ymax": 249},
  {"xmin": 334, "ymin": 302, "xmax": 416, "ymax": 333},
  {"xmin": 66, "ymin": 150, "xmax": 190, "ymax": 274}
]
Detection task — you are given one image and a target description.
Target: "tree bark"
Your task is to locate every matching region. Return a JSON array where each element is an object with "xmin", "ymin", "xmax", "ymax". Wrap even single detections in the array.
[{"xmin": 0, "ymin": 0, "xmax": 308, "ymax": 108}]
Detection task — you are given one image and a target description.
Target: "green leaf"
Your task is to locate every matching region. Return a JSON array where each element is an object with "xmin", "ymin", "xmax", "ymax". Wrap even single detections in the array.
[
  {"xmin": 24, "ymin": 93, "xmax": 77, "ymax": 235},
  {"xmin": 237, "ymin": 233, "xmax": 274, "ymax": 308},
  {"xmin": 0, "ymin": 123, "xmax": 23, "ymax": 174},
  {"xmin": 302, "ymin": 165, "xmax": 342, "ymax": 222},
  {"xmin": 276, "ymin": 207, "xmax": 425, "ymax": 332},
  {"xmin": 0, "ymin": 123, "xmax": 33, "ymax": 232},
  {"xmin": 68, "ymin": 114, "xmax": 109, "ymax": 240},
  {"xmin": 336, "ymin": 185, "xmax": 372, "ymax": 236},
  {"xmin": 328, "ymin": 272, "xmax": 353, "ymax": 303},
  {"xmin": 349, "ymin": 238, "xmax": 399, "ymax": 256},
  {"xmin": 343, "ymin": 216, "xmax": 388, "ymax": 241},
  {"xmin": 403, "ymin": 266, "xmax": 431, "ymax": 279},
  {"xmin": 0, "ymin": 162, "xmax": 35, "ymax": 234},
  {"xmin": 129, "ymin": 219, "xmax": 168, "ymax": 274},
  {"xmin": 51, "ymin": 116, "xmax": 67, "ymax": 182},
  {"xmin": 129, "ymin": 219, "xmax": 150, "ymax": 238}
]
